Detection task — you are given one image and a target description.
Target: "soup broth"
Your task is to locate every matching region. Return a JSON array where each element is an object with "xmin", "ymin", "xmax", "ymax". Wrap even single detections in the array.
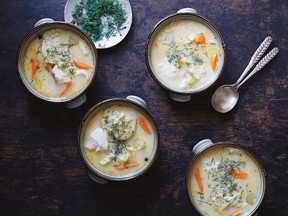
[
  {"xmin": 151, "ymin": 19, "xmax": 222, "ymax": 92},
  {"xmin": 188, "ymin": 146, "xmax": 264, "ymax": 216},
  {"xmin": 23, "ymin": 28, "xmax": 94, "ymax": 99},
  {"xmin": 84, "ymin": 105, "xmax": 155, "ymax": 177}
]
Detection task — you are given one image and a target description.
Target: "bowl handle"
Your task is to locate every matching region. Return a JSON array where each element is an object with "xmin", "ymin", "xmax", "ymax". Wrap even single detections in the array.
[
  {"xmin": 177, "ymin": 8, "xmax": 198, "ymax": 14},
  {"xmin": 126, "ymin": 95, "xmax": 147, "ymax": 108},
  {"xmin": 34, "ymin": 18, "xmax": 54, "ymax": 27},
  {"xmin": 170, "ymin": 93, "xmax": 191, "ymax": 102},
  {"xmin": 88, "ymin": 172, "xmax": 108, "ymax": 184},
  {"xmin": 153, "ymin": 8, "xmax": 197, "ymax": 29},
  {"xmin": 65, "ymin": 94, "xmax": 87, "ymax": 109},
  {"xmin": 193, "ymin": 139, "xmax": 213, "ymax": 154}
]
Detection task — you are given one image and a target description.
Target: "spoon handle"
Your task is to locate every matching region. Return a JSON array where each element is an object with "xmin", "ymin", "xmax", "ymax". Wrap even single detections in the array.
[
  {"xmin": 251, "ymin": 36, "xmax": 273, "ymax": 64},
  {"xmin": 235, "ymin": 36, "xmax": 273, "ymax": 86},
  {"xmin": 237, "ymin": 47, "xmax": 279, "ymax": 89}
]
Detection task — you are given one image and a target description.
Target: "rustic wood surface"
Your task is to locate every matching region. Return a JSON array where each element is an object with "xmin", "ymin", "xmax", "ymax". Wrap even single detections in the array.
[{"xmin": 0, "ymin": 0, "xmax": 287, "ymax": 215}]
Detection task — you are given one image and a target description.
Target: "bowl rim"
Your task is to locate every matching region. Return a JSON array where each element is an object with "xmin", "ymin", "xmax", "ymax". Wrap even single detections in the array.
[
  {"xmin": 77, "ymin": 98, "xmax": 160, "ymax": 182},
  {"xmin": 16, "ymin": 21, "xmax": 99, "ymax": 103},
  {"xmin": 145, "ymin": 12, "xmax": 227, "ymax": 95},
  {"xmin": 185, "ymin": 141, "xmax": 267, "ymax": 215}
]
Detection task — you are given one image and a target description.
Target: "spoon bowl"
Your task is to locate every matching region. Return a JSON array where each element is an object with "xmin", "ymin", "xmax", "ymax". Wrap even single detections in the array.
[{"xmin": 211, "ymin": 85, "xmax": 239, "ymax": 113}]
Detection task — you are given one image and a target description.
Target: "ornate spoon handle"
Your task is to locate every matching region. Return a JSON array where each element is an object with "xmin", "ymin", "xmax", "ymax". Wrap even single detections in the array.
[
  {"xmin": 254, "ymin": 47, "xmax": 279, "ymax": 71},
  {"xmin": 237, "ymin": 47, "xmax": 279, "ymax": 89},
  {"xmin": 251, "ymin": 36, "xmax": 273, "ymax": 64},
  {"xmin": 235, "ymin": 36, "xmax": 273, "ymax": 86}
]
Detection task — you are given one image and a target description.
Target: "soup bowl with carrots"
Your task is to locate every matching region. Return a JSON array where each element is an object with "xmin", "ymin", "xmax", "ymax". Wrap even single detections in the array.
[
  {"xmin": 145, "ymin": 8, "xmax": 226, "ymax": 102},
  {"xmin": 77, "ymin": 96, "xmax": 160, "ymax": 183},
  {"xmin": 17, "ymin": 18, "xmax": 98, "ymax": 108},
  {"xmin": 186, "ymin": 139, "xmax": 266, "ymax": 216}
]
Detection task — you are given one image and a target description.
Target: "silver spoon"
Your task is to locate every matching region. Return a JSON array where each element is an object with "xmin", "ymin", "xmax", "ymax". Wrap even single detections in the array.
[{"xmin": 211, "ymin": 40, "xmax": 279, "ymax": 113}]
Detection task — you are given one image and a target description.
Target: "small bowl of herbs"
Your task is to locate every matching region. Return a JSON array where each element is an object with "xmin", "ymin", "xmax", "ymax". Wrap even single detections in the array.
[{"xmin": 65, "ymin": 0, "xmax": 132, "ymax": 49}]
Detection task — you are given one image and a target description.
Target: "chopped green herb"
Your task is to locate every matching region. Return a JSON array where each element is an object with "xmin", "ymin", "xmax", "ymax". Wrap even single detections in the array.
[
  {"xmin": 192, "ymin": 55, "xmax": 203, "ymax": 65},
  {"xmin": 60, "ymin": 42, "xmax": 75, "ymax": 49},
  {"xmin": 256, "ymin": 99, "xmax": 264, "ymax": 105},
  {"xmin": 72, "ymin": 0, "xmax": 127, "ymax": 41},
  {"xmin": 166, "ymin": 39, "xmax": 205, "ymax": 67},
  {"xmin": 69, "ymin": 68, "xmax": 75, "ymax": 77},
  {"xmin": 110, "ymin": 138, "xmax": 127, "ymax": 161},
  {"xmin": 237, "ymin": 161, "xmax": 246, "ymax": 166},
  {"xmin": 276, "ymin": 153, "xmax": 287, "ymax": 160},
  {"xmin": 46, "ymin": 45, "xmax": 71, "ymax": 64}
]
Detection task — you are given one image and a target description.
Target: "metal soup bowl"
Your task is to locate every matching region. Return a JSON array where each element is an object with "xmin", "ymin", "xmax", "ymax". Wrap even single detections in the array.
[
  {"xmin": 186, "ymin": 139, "xmax": 266, "ymax": 216},
  {"xmin": 145, "ymin": 8, "xmax": 227, "ymax": 102},
  {"xmin": 16, "ymin": 18, "xmax": 99, "ymax": 109},
  {"xmin": 77, "ymin": 95, "xmax": 160, "ymax": 184}
]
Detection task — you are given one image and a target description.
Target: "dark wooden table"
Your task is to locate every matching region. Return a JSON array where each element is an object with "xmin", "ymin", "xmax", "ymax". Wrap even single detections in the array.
[{"xmin": 1, "ymin": 0, "xmax": 287, "ymax": 215}]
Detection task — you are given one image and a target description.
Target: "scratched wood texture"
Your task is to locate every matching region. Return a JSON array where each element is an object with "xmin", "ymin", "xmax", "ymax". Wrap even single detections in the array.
[{"xmin": 0, "ymin": 0, "xmax": 287, "ymax": 215}]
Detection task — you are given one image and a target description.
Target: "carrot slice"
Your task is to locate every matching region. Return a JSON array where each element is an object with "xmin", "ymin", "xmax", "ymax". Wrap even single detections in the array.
[
  {"xmin": 138, "ymin": 116, "xmax": 151, "ymax": 134},
  {"xmin": 193, "ymin": 33, "xmax": 206, "ymax": 44},
  {"xmin": 45, "ymin": 64, "xmax": 52, "ymax": 73},
  {"xmin": 31, "ymin": 58, "xmax": 39, "ymax": 79},
  {"xmin": 73, "ymin": 60, "xmax": 92, "ymax": 69},
  {"xmin": 230, "ymin": 211, "xmax": 241, "ymax": 216},
  {"xmin": 195, "ymin": 167, "xmax": 204, "ymax": 193},
  {"xmin": 210, "ymin": 53, "xmax": 219, "ymax": 71},
  {"xmin": 115, "ymin": 161, "xmax": 139, "ymax": 170},
  {"xmin": 59, "ymin": 82, "xmax": 72, "ymax": 97},
  {"xmin": 153, "ymin": 41, "xmax": 158, "ymax": 48},
  {"xmin": 227, "ymin": 167, "xmax": 248, "ymax": 179}
]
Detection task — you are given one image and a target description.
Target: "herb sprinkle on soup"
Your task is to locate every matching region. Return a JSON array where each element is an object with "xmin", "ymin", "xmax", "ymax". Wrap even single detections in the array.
[
  {"xmin": 84, "ymin": 105, "xmax": 155, "ymax": 176},
  {"xmin": 188, "ymin": 146, "xmax": 264, "ymax": 216}
]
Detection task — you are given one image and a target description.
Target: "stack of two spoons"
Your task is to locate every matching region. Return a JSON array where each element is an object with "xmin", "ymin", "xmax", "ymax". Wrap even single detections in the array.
[{"xmin": 211, "ymin": 36, "xmax": 279, "ymax": 113}]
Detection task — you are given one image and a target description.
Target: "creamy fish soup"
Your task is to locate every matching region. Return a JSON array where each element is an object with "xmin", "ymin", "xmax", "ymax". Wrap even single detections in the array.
[
  {"xmin": 23, "ymin": 28, "xmax": 94, "ymax": 99},
  {"xmin": 151, "ymin": 19, "xmax": 222, "ymax": 91},
  {"xmin": 84, "ymin": 105, "xmax": 155, "ymax": 177},
  {"xmin": 188, "ymin": 146, "xmax": 264, "ymax": 216}
]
